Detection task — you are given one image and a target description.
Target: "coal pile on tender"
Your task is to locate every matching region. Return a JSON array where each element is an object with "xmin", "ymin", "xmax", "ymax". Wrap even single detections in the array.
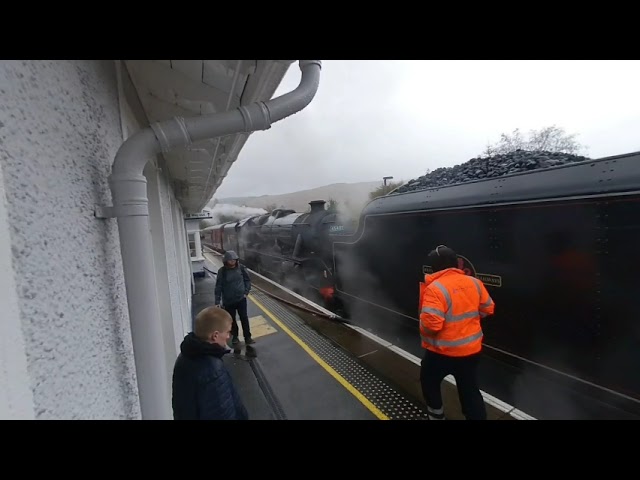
[{"xmin": 393, "ymin": 150, "xmax": 590, "ymax": 194}]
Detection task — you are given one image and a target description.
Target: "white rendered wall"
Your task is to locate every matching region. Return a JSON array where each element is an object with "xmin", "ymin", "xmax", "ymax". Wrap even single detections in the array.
[{"xmin": 0, "ymin": 60, "xmax": 140, "ymax": 419}]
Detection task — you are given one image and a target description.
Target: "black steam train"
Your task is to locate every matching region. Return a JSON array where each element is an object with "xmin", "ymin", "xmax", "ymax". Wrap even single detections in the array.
[
  {"xmin": 204, "ymin": 151, "xmax": 640, "ymax": 416},
  {"xmin": 203, "ymin": 200, "xmax": 352, "ymax": 309}
]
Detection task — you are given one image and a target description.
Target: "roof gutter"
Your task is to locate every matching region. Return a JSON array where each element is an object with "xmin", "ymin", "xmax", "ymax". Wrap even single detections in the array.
[{"xmin": 97, "ymin": 60, "xmax": 322, "ymax": 419}]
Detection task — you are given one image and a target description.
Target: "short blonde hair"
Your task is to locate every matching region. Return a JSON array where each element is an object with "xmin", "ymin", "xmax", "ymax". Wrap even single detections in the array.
[{"xmin": 194, "ymin": 306, "xmax": 232, "ymax": 339}]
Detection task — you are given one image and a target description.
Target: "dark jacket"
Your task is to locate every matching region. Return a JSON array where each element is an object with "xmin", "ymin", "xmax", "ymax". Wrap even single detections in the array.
[
  {"xmin": 215, "ymin": 264, "xmax": 251, "ymax": 306},
  {"xmin": 172, "ymin": 332, "xmax": 249, "ymax": 420}
]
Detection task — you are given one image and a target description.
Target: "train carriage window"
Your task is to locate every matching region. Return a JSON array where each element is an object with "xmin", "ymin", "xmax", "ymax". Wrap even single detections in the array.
[
  {"xmin": 188, "ymin": 232, "xmax": 197, "ymax": 258},
  {"xmin": 187, "ymin": 232, "xmax": 202, "ymax": 259}
]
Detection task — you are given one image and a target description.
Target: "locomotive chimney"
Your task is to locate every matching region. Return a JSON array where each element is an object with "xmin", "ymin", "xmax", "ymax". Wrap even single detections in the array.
[{"xmin": 309, "ymin": 200, "xmax": 326, "ymax": 213}]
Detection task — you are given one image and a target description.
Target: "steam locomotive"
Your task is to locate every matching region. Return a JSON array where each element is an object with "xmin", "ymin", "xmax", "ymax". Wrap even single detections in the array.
[
  {"xmin": 204, "ymin": 151, "xmax": 640, "ymax": 417},
  {"xmin": 203, "ymin": 199, "xmax": 353, "ymax": 310}
]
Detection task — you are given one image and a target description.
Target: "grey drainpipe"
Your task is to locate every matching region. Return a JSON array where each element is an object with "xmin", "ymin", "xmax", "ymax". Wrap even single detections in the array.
[{"xmin": 96, "ymin": 60, "xmax": 322, "ymax": 420}]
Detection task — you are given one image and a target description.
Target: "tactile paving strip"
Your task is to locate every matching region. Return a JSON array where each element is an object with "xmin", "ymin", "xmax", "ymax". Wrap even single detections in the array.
[{"xmin": 251, "ymin": 290, "xmax": 430, "ymax": 420}]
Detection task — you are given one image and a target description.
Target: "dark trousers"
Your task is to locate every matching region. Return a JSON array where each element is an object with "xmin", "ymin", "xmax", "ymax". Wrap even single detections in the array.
[
  {"xmin": 420, "ymin": 349, "xmax": 487, "ymax": 420},
  {"xmin": 224, "ymin": 297, "xmax": 251, "ymax": 340}
]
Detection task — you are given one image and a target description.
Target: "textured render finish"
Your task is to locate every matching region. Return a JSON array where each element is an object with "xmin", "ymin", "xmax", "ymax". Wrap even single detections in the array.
[
  {"xmin": 0, "ymin": 60, "xmax": 141, "ymax": 419},
  {"xmin": 0, "ymin": 163, "xmax": 35, "ymax": 419}
]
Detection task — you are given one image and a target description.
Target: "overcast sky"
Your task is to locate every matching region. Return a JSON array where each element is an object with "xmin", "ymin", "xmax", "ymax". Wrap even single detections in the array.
[{"xmin": 214, "ymin": 60, "xmax": 640, "ymax": 199}]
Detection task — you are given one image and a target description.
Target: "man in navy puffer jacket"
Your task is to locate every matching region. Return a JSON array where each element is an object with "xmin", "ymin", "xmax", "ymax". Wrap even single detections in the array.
[{"xmin": 172, "ymin": 306, "xmax": 249, "ymax": 420}]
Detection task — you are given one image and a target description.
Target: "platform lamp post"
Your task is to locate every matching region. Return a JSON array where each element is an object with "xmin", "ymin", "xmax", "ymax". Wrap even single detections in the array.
[{"xmin": 383, "ymin": 176, "xmax": 393, "ymax": 194}]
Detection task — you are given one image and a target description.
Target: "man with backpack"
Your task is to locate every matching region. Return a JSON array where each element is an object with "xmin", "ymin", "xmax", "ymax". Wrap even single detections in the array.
[{"xmin": 214, "ymin": 250, "xmax": 254, "ymax": 345}]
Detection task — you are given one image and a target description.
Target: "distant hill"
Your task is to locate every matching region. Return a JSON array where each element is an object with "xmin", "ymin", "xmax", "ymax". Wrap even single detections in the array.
[{"xmin": 214, "ymin": 181, "xmax": 380, "ymax": 217}]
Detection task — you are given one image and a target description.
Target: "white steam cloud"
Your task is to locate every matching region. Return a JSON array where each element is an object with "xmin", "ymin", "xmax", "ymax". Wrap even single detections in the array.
[{"xmin": 200, "ymin": 203, "xmax": 267, "ymax": 228}]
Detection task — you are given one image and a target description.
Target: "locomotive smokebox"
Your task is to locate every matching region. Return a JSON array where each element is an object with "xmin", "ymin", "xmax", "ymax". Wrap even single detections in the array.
[{"xmin": 309, "ymin": 200, "xmax": 326, "ymax": 213}]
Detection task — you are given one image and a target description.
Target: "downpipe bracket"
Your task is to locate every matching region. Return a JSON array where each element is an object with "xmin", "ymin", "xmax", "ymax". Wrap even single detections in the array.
[
  {"xmin": 150, "ymin": 117, "xmax": 192, "ymax": 153},
  {"xmin": 94, "ymin": 204, "xmax": 149, "ymax": 219}
]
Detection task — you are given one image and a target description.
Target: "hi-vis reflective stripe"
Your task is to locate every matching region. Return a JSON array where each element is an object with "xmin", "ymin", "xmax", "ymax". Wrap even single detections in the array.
[
  {"xmin": 426, "ymin": 280, "xmax": 484, "ymax": 323},
  {"xmin": 421, "ymin": 307, "xmax": 479, "ymax": 322},
  {"xmin": 433, "ymin": 281, "xmax": 452, "ymax": 312},
  {"xmin": 471, "ymin": 277, "xmax": 494, "ymax": 317},
  {"xmin": 422, "ymin": 307, "xmax": 445, "ymax": 317},
  {"xmin": 421, "ymin": 330, "xmax": 483, "ymax": 347}
]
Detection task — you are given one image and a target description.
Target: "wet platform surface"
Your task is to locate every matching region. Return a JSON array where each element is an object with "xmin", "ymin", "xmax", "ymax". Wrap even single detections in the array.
[
  {"xmin": 194, "ymin": 251, "xmax": 526, "ymax": 420},
  {"xmin": 194, "ymin": 262, "xmax": 382, "ymax": 419}
]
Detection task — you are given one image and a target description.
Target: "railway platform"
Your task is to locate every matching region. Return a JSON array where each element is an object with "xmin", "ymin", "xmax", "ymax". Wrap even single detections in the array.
[{"xmin": 191, "ymin": 250, "xmax": 531, "ymax": 420}]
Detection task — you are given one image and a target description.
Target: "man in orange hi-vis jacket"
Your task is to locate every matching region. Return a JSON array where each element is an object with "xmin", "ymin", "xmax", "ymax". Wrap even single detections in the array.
[{"xmin": 419, "ymin": 245, "xmax": 495, "ymax": 420}]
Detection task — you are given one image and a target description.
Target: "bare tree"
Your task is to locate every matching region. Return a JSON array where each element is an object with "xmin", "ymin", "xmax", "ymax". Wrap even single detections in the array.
[
  {"xmin": 527, "ymin": 125, "xmax": 584, "ymax": 154},
  {"xmin": 482, "ymin": 125, "xmax": 586, "ymax": 157}
]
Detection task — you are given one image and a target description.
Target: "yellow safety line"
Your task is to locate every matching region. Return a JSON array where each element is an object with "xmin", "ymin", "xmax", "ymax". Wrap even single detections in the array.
[{"xmin": 249, "ymin": 294, "xmax": 389, "ymax": 420}]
